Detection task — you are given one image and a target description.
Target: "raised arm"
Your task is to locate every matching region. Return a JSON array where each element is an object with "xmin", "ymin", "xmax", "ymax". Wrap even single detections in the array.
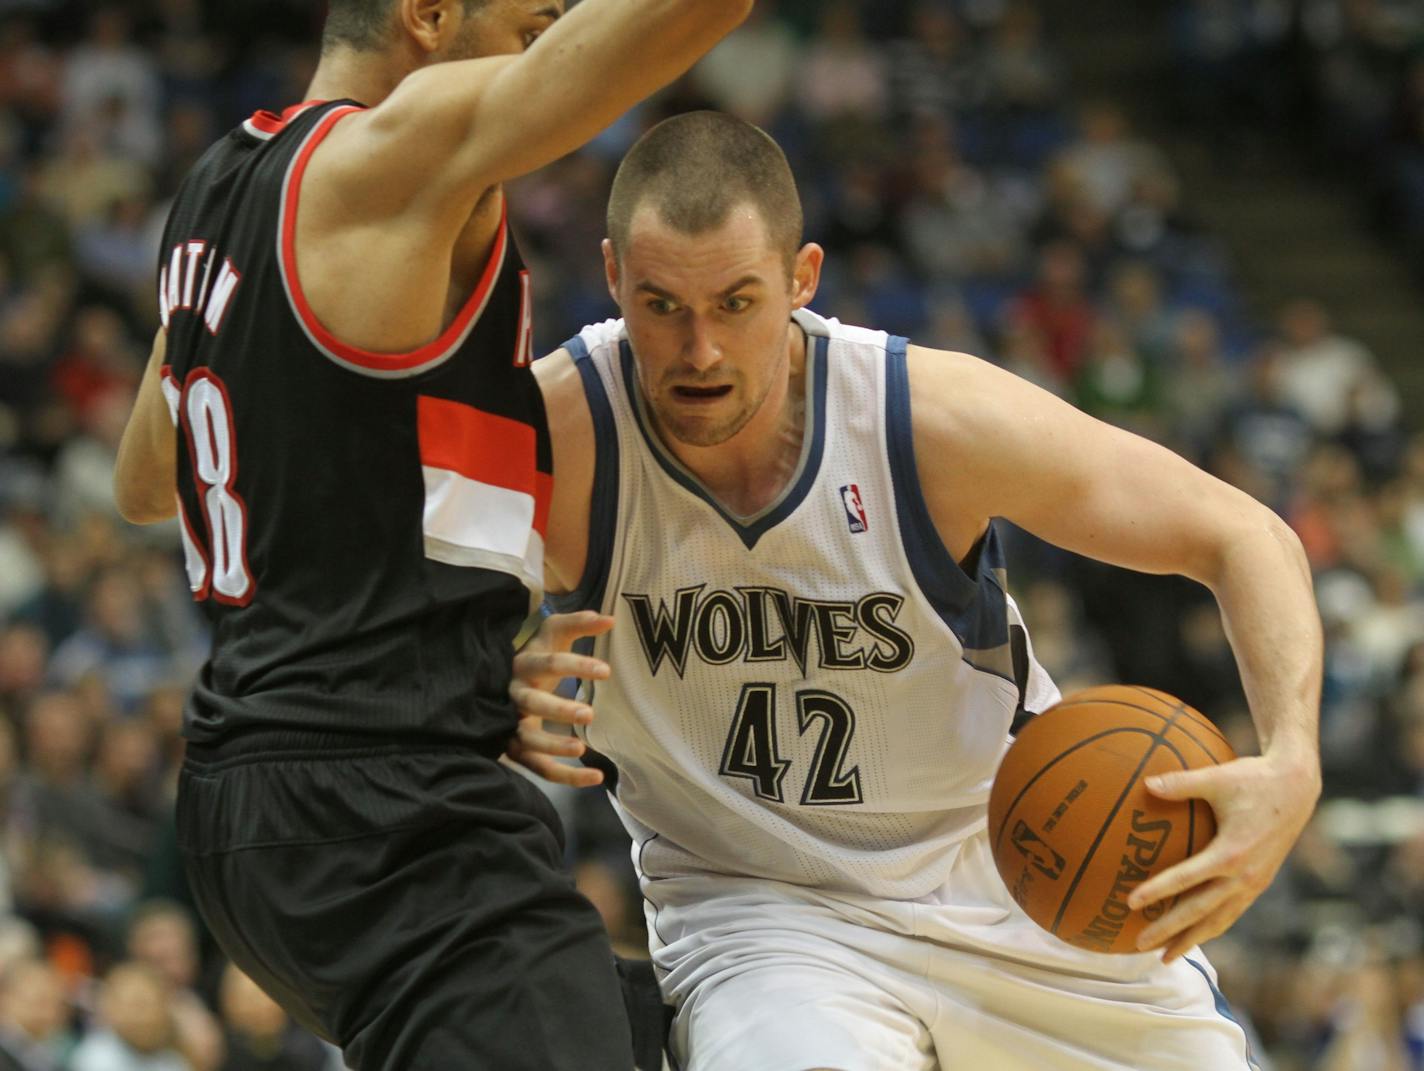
[
  {"xmin": 325, "ymin": 0, "xmax": 753, "ymax": 226},
  {"xmin": 114, "ymin": 329, "xmax": 176, "ymax": 525},
  {"xmin": 907, "ymin": 344, "xmax": 1322, "ymax": 961}
]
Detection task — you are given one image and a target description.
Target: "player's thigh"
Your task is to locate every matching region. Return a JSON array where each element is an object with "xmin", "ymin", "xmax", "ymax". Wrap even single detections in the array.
[
  {"xmin": 344, "ymin": 880, "xmax": 634, "ymax": 1071},
  {"xmin": 924, "ymin": 948, "xmax": 1258, "ymax": 1071},
  {"xmin": 179, "ymin": 751, "xmax": 635, "ymax": 1070},
  {"xmin": 915, "ymin": 836, "xmax": 1258, "ymax": 1070},
  {"xmin": 672, "ymin": 957, "xmax": 933, "ymax": 1071}
]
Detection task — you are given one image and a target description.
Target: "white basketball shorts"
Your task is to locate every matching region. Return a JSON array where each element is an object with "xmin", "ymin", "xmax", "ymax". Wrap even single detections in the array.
[{"xmin": 644, "ymin": 832, "xmax": 1262, "ymax": 1071}]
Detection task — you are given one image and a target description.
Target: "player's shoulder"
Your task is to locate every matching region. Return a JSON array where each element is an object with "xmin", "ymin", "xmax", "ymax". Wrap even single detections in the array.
[
  {"xmin": 534, "ymin": 320, "xmax": 626, "ymax": 406},
  {"xmin": 563, "ymin": 318, "xmax": 628, "ymax": 361},
  {"xmin": 905, "ymin": 342, "xmax": 993, "ymax": 379},
  {"xmin": 905, "ymin": 341, "xmax": 1062, "ymax": 461},
  {"xmin": 795, "ymin": 307, "xmax": 893, "ymax": 353}
]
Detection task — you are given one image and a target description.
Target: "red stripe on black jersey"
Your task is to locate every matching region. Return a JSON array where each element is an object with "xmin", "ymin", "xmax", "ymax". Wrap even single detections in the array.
[
  {"xmin": 416, "ymin": 395, "xmax": 548, "ymax": 500},
  {"xmin": 246, "ymin": 99, "xmax": 327, "ymax": 136},
  {"xmin": 279, "ymin": 107, "xmax": 511, "ymax": 377}
]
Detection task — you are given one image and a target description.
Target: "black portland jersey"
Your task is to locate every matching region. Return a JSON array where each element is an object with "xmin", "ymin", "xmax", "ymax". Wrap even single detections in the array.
[{"xmin": 158, "ymin": 100, "xmax": 550, "ymax": 750}]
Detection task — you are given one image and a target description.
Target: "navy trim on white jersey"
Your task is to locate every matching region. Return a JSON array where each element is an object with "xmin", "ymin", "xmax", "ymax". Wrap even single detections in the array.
[
  {"xmin": 617, "ymin": 334, "xmax": 831, "ymax": 551},
  {"xmin": 1185, "ymin": 958, "xmax": 1262, "ymax": 1070},
  {"xmin": 884, "ymin": 336, "xmax": 1016, "ymax": 684},
  {"xmin": 548, "ymin": 333, "xmax": 621, "ymax": 614}
]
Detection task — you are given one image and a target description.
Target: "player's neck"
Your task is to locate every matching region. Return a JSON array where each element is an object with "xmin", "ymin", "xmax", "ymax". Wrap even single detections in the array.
[
  {"xmin": 670, "ymin": 323, "xmax": 809, "ymax": 518},
  {"xmin": 305, "ymin": 46, "xmax": 411, "ymax": 109}
]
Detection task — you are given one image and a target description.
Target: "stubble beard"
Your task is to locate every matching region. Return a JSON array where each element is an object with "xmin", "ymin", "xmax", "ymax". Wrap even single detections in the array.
[
  {"xmin": 652, "ymin": 344, "xmax": 788, "ymax": 449},
  {"xmin": 653, "ymin": 385, "xmax": 753, "ymax": 448}
]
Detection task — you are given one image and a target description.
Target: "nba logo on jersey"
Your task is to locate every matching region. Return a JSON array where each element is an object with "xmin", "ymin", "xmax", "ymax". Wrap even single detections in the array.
[{"xmin": 840, "ymin": 484, "xmax": 868, "ymax": 533}]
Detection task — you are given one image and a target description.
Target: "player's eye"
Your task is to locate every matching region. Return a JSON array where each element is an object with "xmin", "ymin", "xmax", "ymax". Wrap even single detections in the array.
[
  {"xmin": 724, "ymin": 295, "xmax": 752, "ymax": 313},
  {"xmin": 648, "ymin": 298, "xmax": 676, "ymax": 315}
]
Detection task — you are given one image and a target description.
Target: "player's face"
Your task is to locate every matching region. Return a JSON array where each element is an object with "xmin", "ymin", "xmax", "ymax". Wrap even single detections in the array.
[
  {"xmin": 607, "ymin": 205, "xmax": 822, "ymax": 449},
  {"xmin": 440, "ymin": 0, "xmax": 562, "ymax": 60}
]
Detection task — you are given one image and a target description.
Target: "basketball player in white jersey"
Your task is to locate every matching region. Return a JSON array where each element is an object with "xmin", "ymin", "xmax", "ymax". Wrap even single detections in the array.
[{"xmin": 511, "ymin": 112, "xmax": 1321, "ymax": 1070}]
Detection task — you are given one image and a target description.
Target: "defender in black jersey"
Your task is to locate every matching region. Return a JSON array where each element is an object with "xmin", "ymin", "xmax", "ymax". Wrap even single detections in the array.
[{"xmin": 113, "ymin": 2, "xmax": 752, "ymax": 1068}]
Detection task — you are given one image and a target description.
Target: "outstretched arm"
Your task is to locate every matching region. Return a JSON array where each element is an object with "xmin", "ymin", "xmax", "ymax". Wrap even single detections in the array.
[
  {"xmin": 908, "ymin": 344, "xmax": 1322, "ymax": 962},
  {"xmin": 322, "ymin": 0, "xmax": 754, "ymax": 228}
]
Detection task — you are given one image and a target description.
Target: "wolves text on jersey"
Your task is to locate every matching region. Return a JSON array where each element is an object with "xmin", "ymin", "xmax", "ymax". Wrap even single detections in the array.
[
  {"xmin": 159, "ymin": 239, "xmax": 243, "ymax": 336},
  {"xmin": 622, "ymin": 584, "xmax": 915, "ymax": 679}
]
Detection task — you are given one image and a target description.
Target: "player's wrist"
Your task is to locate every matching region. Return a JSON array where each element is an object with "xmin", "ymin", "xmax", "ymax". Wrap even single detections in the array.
[{"xmin": 1260, "ymin": 737, "xmax": 1321, "ymax": 791}]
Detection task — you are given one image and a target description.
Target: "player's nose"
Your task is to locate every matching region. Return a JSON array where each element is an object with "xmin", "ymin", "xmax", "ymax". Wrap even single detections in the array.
[{"xmin": 682, "ymin": 318, "xmax": 722, "ymax": 371}]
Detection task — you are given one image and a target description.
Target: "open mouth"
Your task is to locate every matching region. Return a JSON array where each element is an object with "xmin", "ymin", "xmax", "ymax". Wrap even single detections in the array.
[{"xmin": 671, "ymin": 385, "xmax": 733, "ymax": 400}]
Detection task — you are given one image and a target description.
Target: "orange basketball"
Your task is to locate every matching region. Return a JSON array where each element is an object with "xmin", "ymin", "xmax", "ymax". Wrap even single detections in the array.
[{"xmin": 987, "ymin": 685, "xmax": 1235, "ymax": 954}]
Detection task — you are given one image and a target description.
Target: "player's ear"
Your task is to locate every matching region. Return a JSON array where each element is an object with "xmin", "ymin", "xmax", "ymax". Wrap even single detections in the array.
[
  {"xmin": 602, "ymin": 239, "xmax": 620, "ymax": 305},
  {"xmin": 790, "ymin": 243, "xmax": 824, "ymax": 311},
  {"xmin": 399, "ymin": 0, "xmax": 460, "ymax": 54}
]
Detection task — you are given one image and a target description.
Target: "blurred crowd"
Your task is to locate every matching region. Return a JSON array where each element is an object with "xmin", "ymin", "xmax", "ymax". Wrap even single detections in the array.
[
  {"xmin": 0, "ymin": 1, "xmax": 1422, "ymax": 1068},
  {"xmin": 1169, "ymin": 0, "xmax": 1424, "ymax": 277}
]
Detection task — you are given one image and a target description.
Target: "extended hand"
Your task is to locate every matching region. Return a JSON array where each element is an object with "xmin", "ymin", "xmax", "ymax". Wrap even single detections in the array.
[
  {"xmin": 506, "ymin": 610, "xmax": 615, "ymax": 788},
  {"xmin": 1127, "ymin": 748, "xmax": 1320, "ymax": 962}
]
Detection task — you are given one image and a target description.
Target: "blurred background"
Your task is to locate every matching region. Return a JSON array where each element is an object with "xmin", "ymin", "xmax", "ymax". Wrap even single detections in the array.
[{"xmin": 0, "ymin": 0, "xmax": 1421, "ymax": 1068}]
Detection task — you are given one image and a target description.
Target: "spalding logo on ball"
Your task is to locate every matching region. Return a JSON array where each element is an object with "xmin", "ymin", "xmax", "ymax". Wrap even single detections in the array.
[{"xmin": 987, "ymin": 685, "xmax": 1235, "ymax": 954}]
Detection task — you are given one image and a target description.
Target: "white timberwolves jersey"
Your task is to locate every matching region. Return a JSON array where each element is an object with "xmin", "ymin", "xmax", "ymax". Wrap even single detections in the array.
[{"xmin": 555, "ymin": 309, "xmax": 1059, "ymax": 900}]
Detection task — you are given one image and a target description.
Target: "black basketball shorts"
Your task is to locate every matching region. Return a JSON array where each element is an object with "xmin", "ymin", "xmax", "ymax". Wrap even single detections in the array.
[{"xmin": 176, "ymin": 734, "xmax": 635, "ymax": 1070}]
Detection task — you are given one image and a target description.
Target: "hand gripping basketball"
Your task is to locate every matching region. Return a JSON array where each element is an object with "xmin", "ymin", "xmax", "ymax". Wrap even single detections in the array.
[
  {"xmin": 989, "ymin": 685, "xmax": 1318, "ymax": 963},
  {"xmin": 988, "ymin": 686, "xmax": 1233, "ymax": 956}
]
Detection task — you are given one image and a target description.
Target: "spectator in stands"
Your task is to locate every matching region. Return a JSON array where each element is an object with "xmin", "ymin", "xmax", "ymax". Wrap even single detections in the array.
[
  {"xmin": 889, "ymin": 3, "xmax": 987, "ymax": 120},
  {"xmin": 1104, "ymin": 261, "xmax": 1176, "ymax": 364},
  {"xmin": 1318, "ymin": 960, "xmax": 1414, "ymax": 1071},
  {"xmin": 1053, "ymin": 102, "xmax": 1176, "ymax": 219},
  {"xmin": 0, "ymin": 957, "xmax": 73, "ymax": 1071},
  {"xmin": 216, "ymin": 966, "xmax": 328, "ymax": 1071},
  {"xmin": 1275, "ymin": 297, "xmax": 1398, "ymax": 437},
  {"xmin": 796, "ymin": 2, "xmax": 890, "ymax": 130},
  {"xmin": 1072, "ymin": 318, "xmax": 1165, "ymax": 437},
  {"xmin": 59, "ymin": 8, "xmax": 161, "ymax": 169},
  {"xmin": 125, "ymin": 904, "xmax": 220, "ymax": 1071},
  {"xmin": 898, "ymin": 121, "xmax": 1027, "ymax": 280},
  {"xmin": 13, "ymin": 691, "xmax": 99, "ymax": 857},
  {"xmin": 13, "ymin": 534, "xmax": 86, "ymax": 655},
  {"xmin": 1005, "ymin": 240, "xmax": 1098, "ymax": 381},
  {"xmin": 688, "ymin": 4, "xmax": 799, "ymax": 126},
  {"xmin": 48, "ymin": 569, "xmax": 167, "ymax": 713},
  {"xmin": 0, "ymin": 626, "xmax": 46, "ymax": 726},
  {"xmin": 1216, "ymin": 343, "xmax": 1314, "ymax": 511},
  {"xmin": 70, "ymin": 962, "xmax": 191, "ymax": 1071},
  {"xmin": 981, "ymin": 1, "xmax": 1062, "ymax": 115},
  {"xmin": 1162, "ymin": 307, "xmax": 1239, "ymax": 455}
]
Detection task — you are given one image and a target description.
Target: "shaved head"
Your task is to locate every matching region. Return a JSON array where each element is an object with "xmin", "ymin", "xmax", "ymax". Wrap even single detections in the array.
[
  {"xmin": 608, "ymin": 111, "xmax": 803, "ymax": 276},
  {"xmin": 323, "ymin": 0, "xmax": 489, "ymax": 52}
]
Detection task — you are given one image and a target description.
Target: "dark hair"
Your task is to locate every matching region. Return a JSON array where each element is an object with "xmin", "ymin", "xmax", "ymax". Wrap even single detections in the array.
[
  {"xmin": 323, "ymin": 0, "xmax": 485, "ymax": 53},
  {"xmin": 607, "ymin": 111, "xmax": 803, "ymax": 274}
]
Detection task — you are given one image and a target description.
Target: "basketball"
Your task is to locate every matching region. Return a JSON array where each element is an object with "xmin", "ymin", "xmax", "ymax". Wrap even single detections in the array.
[{"xmin": 987, "ymin": 686, "xmax": 1236, "ymax": 955}]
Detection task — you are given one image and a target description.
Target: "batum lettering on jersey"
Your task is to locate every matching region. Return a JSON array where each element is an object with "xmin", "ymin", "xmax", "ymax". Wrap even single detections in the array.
[
  {"xmin": 622, "ymin": 585, "xmax": 915, "ymax": 679},
  {"xmin": 158, "ymin": 239, "xmax": 242, "ymax": 336},
  {"xmin": 840, "ymin": 484, "xmax": 867, "ymax": 533}
]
